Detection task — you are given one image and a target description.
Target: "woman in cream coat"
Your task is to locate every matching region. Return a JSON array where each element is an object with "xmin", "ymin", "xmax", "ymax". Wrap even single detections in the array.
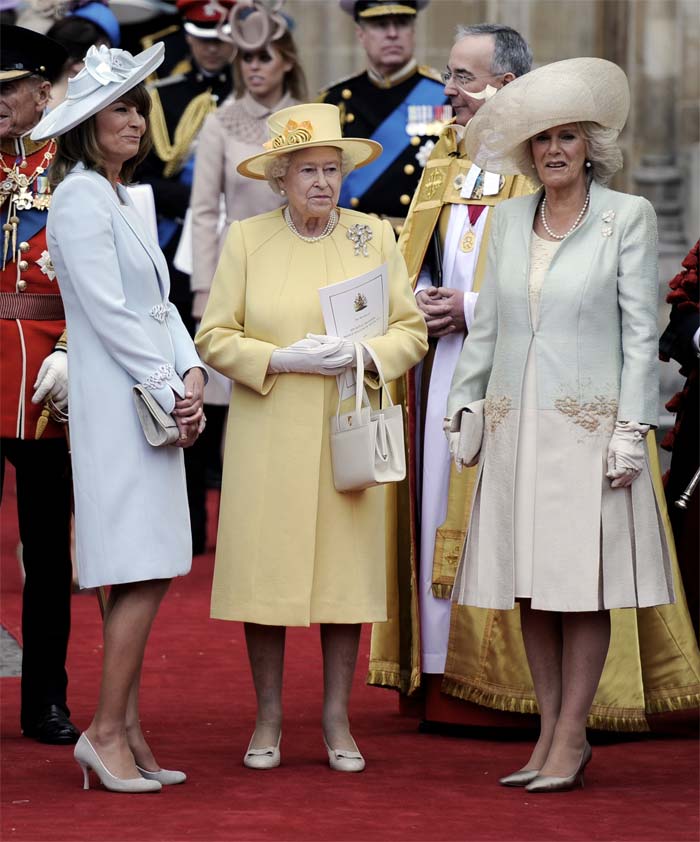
[
  {"xmin": 197, "ymin": 103, "xmax": 427, "ymax": 772},
  {"xmin": 446, "ymin": 59, "xmax": 674, "ymax": 792},
  {"xmin": 33, "ymin": 44, "xmax": 204, "ymax": 793}
]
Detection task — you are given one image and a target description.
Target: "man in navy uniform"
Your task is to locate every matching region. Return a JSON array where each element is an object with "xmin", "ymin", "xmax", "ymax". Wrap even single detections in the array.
[
  {"xmin": 0, "ymin": 25, "xmax": 79, "ymax": 744},
  {"xmin": 136, "ymin": 0, "xmax": 234, "ymax": 554},
  {"xmin": 319, "ymin": 0, "xmax": 449, "ymax": 229}
]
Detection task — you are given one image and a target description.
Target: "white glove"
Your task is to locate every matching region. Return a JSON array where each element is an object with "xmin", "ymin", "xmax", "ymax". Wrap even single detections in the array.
[
  {"xmin": 606, "ymin": 421, "xmax": 650, "ymax": 488},
  {"xmin": 32, "ymin": 350, "xmax": 68, "ymax": 410},
  {"xmin": 306, "ymin": 334, "xmax": 372, "ymax": 369},
  {"xmin": 269, "ymin": 336, "xmax": 354, "ymax": 375}
]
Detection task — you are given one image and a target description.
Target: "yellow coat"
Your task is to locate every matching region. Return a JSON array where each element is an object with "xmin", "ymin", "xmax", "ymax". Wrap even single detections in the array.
[{"xmin": 196, "ymin": 208, "xmax": 428, "ymax": 626}]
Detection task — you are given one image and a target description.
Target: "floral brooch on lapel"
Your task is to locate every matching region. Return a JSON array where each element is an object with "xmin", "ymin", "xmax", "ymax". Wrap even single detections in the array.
[
  {"xmin": 601, "ymin": 209, "xmax": 615, "ymax": 238},
  {"xmin": 347, "ymin": 223, "xmax": 373, "ymax": 257}
]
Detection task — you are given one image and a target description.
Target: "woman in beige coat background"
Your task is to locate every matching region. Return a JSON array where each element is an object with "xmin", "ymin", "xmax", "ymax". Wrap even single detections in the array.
[{"xmin": 196, "ymin": 103, "xmax": 427, "ymax": 773}]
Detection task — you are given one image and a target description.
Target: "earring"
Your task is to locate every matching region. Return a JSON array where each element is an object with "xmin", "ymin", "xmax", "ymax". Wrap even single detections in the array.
[
  {"xmin": 280, "ymin": 188, "xmax": 286, "ymax": 195},
  {"xmin": 585, "ymin": 161, "xmax": 592, "ymax": 168}
]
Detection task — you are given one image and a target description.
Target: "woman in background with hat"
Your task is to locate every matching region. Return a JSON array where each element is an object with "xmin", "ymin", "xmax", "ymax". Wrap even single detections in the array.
[
  {"xmin": 196, "ymin": 102, "xmax": 427, "ymax": 773},
  {"xmin": 445, "ymin": 57, "xmax": 676, "ymax": 792},
  {"xmin": 189, "ymin": 0, "xmax": 307, "ymax": 476},
  {"xmin": 32, "ymin": 42, "xmax": 206, "ymax": 793}
]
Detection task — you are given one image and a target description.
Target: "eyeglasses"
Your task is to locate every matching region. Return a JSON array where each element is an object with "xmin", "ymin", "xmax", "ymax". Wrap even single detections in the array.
[{"xmin": 441, "ymin": 69, "xmax": 498, "ymax": 87}]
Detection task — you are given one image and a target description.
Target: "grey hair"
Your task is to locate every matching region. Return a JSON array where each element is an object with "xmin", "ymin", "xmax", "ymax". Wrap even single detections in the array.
[
  {"xmin": 264, "ymin": 148, "xmax": 354, "ymax": 194},
  {"xmin": 455, "ymin": 23, "xmax": 532, "ymax": 78},
  {"xmin": 578, "ymin": 122, "xmax": 623, "ymax": 184}
]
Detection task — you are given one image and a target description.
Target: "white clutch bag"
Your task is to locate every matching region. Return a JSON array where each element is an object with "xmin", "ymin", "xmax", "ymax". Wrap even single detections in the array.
[
  {"xmin": 446, "ymin": 399, "xmax": 485, "ymax": 468},
  {"xmin": 329, "ymin": 342, "xmax": 406, "ymax": 493},
  {"xmin": 132, "ymin": 384, "xmax": 179, "ymax": 447}
]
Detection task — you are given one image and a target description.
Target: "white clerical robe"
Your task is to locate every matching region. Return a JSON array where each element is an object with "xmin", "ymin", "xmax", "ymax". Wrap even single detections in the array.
[{"xmin": 415, "ymin": 199, "xmax": 490, "ymax": 673}]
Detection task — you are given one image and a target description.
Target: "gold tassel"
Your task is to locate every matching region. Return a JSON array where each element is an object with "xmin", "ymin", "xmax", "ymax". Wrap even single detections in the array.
[{"xmin": 35, "ymin": 405, "xmax": 50, "ymax": 439}]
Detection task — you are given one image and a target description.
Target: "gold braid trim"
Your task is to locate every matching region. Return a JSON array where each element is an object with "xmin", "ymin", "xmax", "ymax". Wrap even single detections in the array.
[
  {"xmin": 366, "ymin": 663, "xmax": 421, "ymax": 695},
  {"xmin": 149, "ymin": 87, "xmax": 218, "ymax": 178}
]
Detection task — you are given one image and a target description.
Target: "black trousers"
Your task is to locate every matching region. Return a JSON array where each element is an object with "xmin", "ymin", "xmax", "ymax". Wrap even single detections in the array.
[{"xmin": 0, "ymin": 437, "xmax": 73, "ymax": 728}]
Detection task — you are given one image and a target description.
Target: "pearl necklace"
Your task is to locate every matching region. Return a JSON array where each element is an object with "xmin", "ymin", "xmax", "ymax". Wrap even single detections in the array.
[
  {"xmin": 284, "ymin": 206, "xmax": 338, "ymax": 242},
  {"xmin": 540, "ymin": 191, "xmax": 590, "ymax": 240}
]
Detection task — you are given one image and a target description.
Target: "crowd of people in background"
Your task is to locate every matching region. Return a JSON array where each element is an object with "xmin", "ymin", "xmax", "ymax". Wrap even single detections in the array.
[{"xmin": 0, "ymin": 0, "xmax": 697, "ymax": 797}]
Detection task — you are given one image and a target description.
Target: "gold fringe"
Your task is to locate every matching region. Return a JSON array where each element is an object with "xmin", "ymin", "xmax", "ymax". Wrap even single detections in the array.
[
  {"xmin": 149, "ymin": 88, "xmax": 218, "ymax": 178},
  {"xmin": 367, "ymin": 664, "xmax": 422, "ymax": 695},
  {"xmin": 442, "ymin": 677, "xmax": 539, "ymax": 716},
  {"xmin": 431, "ymin": 583, "xmax": 454, "ymax": 600},
  {"xmin": 645, "ymin": 692, "xmax": 700, "ymax": 715}
]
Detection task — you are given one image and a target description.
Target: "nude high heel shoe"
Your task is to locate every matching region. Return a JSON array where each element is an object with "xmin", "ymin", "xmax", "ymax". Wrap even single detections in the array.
[
  {"xmin": 525, "ymin": 742, "xmax": 592, "ymax": 793},
  {"xmin": 136, "ymin": 765, "xmax": 187, "ymax": 785},
  {"xmin": 324, "ymin": 738, "xmax": 365, "ymax": 773},
  {"xmin": 243, "ymin": 732, "xmax": 281, "ymax": 769},
  {"xmin": 498, "ymin": 768, "xmax": 540, "ymax": 787},
  {"xmin": 74, "ymin": 734, "xmax": 161, "ymax": 793}
]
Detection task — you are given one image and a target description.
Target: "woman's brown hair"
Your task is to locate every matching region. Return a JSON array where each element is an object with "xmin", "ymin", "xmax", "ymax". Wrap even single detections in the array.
[
  {"xmin": 50, "ymin": 82, "xmax": 153, "ymax": 189},
  {"xmin": 232, "ymin": 30, "xmax": 308, "ymax": 102}
]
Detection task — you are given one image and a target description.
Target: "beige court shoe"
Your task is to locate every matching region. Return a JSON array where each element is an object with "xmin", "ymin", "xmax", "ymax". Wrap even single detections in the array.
[
  {"xmin": 136, "ymin": 765, "xmax": 187, "ymax": 785},
  {"xmin": 324, "ymin": 737, "xmax": 365, "ymax": 773},
  {"xmin": 74, "ymin": 734, "xmax": 161, "ymax": 793},
  {"xmin": 525, "ymin": 742, "xmax": 592, "ymax": 793}
]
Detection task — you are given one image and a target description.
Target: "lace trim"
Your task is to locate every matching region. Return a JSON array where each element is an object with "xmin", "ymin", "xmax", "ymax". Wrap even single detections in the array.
[
  {"xmin": 149, "ymin": 303, "xmax": 171, "ymax": 323},
  {"xmin": 143, "ymin": 363, "xmax": 174, "ymax": 391},
  {"xmin": 554, "ymin": 395, "xmax": 618, "ymax": 433},
  {"xmin": 484, "ymin": 395, "xmax": 512, "ymax": 432}
]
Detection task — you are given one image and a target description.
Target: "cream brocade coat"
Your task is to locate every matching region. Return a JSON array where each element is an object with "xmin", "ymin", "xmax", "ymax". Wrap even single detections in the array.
[
  {"xmin": 196, "ymin": 209, "xmax": 428, "ymax": 626},
  {"xmin": 447, "ymin": 182, "xmax": 674, "ymax": 611}
]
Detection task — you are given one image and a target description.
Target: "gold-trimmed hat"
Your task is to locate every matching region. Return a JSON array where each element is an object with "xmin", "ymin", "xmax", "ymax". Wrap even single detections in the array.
[
  {"xmin": 0, "ymin": 24, "xmax": 68, "ymax": 83},
  {"xmin": 339, "ymin": 1, "xmax": 429, "ymax": 20},
  {"xmin": 464, "ymin": 57, "xmax": 630, "ymax": 176},
  {"xmin": 237, "ymin": 102, "xmax": 382, "ymax": 179}
]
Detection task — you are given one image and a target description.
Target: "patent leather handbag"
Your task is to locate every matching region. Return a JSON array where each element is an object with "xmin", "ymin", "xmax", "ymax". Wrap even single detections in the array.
[{"xmin": 329, "ymin": 342, "xmax": 406, "ymax": 492}]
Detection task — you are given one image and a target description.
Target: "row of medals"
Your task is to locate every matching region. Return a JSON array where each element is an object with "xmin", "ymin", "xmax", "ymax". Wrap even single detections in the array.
[
  {"xmin": 405, "ymin": 104, "xmax": 453, "ymax": 137},
  {"xmin": 1, "ymin": 169, "xmax": 52, "ymax": 211}
]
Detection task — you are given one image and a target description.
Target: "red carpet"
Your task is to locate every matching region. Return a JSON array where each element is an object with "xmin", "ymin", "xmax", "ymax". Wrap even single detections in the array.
[{"xmin": 1, "ymin": 466, "xmax": 698, "ymax": 842}]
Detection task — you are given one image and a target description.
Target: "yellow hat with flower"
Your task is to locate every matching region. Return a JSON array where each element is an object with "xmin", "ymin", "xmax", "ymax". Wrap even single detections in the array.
[{"xmin": 237, "ymin": 103, "xmax": 382, "ymax": 180}]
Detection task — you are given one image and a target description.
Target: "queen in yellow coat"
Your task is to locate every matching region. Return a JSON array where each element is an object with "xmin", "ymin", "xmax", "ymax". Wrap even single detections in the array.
[{"xmin": 196, "ymin": 103, "xmax": 427, "ymax": 772}]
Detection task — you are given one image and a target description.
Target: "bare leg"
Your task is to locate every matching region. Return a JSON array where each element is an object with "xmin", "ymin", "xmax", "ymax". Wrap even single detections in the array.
[
  {"xmin": 320, "ymin": 623, "xmax": 361, "ymax": 751},
  {"xmin": 538, "ymin": 610, "xmax": 610, "ymax": 777},
  {"xmin": 518, "ymin": 601, "xmax": 563, "ymax": 771},
  {"xmin": 245, "ymin": 622, "xmax": 285, "ymax": 748},
  {"xmin": 85, "ymin": 578, "xmax": 170, "ymax": 779}
]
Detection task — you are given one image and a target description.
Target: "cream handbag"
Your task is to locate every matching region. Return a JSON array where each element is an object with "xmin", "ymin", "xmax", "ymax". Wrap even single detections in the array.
[
  {"xmin": 132, "ymin": 384, "xmax": 179, "ymax": 447},
  {"xmin": 329, "ymin": 342, "xmax": 406, "ymax": 493}
]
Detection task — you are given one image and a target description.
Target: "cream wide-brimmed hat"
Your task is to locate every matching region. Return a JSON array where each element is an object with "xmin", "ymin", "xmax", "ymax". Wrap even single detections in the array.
[
  {"xmin": 464, "ymin": 57, "xmax": 630, "ymax": 176},
  {"xmin": 31, "ymin": 43, "xmax": 164, "ymax": 141},
  {"xmin": 237, "ymin": 103, "xmax": 382, "ymax": 180}
]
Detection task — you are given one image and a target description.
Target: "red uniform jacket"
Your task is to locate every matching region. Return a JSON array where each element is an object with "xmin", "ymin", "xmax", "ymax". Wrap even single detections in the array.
[{"xmin": 1, "ymin": 136, "xmax": 65, "ymax": 440}]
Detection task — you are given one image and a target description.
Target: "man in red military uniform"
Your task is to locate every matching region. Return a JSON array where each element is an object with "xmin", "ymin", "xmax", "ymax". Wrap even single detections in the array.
[{"xmin": 0, "ymin": 25, "xmax": 79, "ymax": 744}]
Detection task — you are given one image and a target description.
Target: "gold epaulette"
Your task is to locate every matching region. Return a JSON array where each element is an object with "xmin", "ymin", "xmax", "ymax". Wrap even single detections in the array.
[
  {"xmin": 149, "ymin": 86, "xmax": 218, "ymax": 177},
  {"xmin": 417, "ymin": 64, "xmax": 443, "ymax": 83},
  {"xmin": 317, "ymin": 70, "xmax": 362, "ymax": 100},
  {"xmin": 140, "ymin": 23, "xmax": 180, "ymax": 51}
]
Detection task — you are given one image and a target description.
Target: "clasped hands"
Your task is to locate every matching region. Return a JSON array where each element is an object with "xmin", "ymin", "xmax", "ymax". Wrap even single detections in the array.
[
  {"xmin": 416, "ymin": 287, "xmax": 466, "ymax": 338},
  {"xmin": 269, "ymin": 334, "xmax": 370, "ymax": 375},
  {"xmin": 173, "ymin": 367, "xmax": 206, "ymax": 448}
]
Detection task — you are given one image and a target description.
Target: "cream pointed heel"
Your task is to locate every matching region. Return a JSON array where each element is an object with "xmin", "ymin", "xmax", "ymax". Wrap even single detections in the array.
[
  {"xmin": 136, "ymin": 765, "xmax": 187, "ymax": 785},
  {"xmin": 243, "ymin": 732, "xmax": 281, "ymax": 769},
  {"xmin": 499, "ymin": 768, "xmax": 540, "ymax": 787},
  {"xmin": 525, "ymin": 742, "xmax": 592, "ymax": 793},
  {"xmin": 324, "ymin": 738, "xmax": 365, "ymax": 773},
  {"xmin": 74, "ymin": 734, "xmax": 161, "ymax": 793}
]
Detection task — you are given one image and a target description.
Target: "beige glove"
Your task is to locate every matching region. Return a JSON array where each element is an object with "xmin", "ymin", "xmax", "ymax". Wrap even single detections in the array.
[
  {"xmin": 32, "ymin": 350, "xmax": 68, "ymax": 410},
  {"xmin": 606, "ymin": 421, "xmax": 650, "ymax": 488},
  {"xmin": 269, "ymin": 336, "xmax": 353, "ymax": 375}
]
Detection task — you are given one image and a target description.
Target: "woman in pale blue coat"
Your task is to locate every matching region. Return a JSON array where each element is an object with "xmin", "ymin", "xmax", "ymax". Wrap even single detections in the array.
[
  {"xmin": 32, "ymin": 43, "xmax": 205, "ymax": 793},
  {"xmin": 445, "ymin": 58, "xmax": 674, "ymax": 792}
]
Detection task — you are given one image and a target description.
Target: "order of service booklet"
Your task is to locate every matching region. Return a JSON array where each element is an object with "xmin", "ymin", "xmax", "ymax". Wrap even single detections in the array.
[{"xmin": 318, "ymin": 263, "xmax": 389, "ymax": 399}]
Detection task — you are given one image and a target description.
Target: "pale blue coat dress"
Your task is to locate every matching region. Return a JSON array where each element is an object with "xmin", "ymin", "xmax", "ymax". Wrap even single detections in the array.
[
  {"xmin": 47, "ymin": 164, "xmax": 202, "ymax": 588},
  {"xmin": 447, "ymin": 181, "xmax": 674, "ymax": 612}
]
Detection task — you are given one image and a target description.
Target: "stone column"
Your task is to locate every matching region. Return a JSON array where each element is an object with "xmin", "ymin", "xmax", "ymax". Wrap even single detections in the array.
[{"xmin": 632, "ymin": 0, "xmax": 686, "ymax": 254}]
